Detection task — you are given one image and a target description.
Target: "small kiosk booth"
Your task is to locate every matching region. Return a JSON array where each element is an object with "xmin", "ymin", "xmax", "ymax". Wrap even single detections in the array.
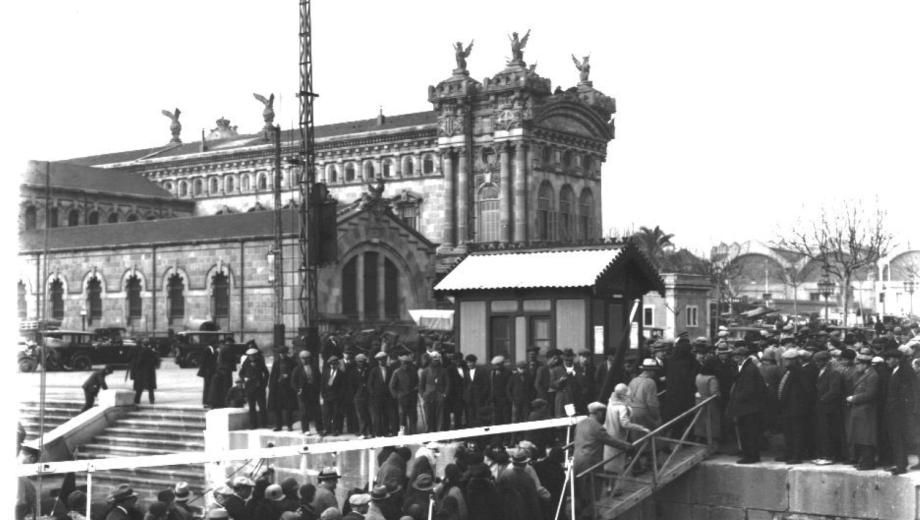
[{"xmin": 434, "ymin": 243, "xmax": 664, "ymax": 363}]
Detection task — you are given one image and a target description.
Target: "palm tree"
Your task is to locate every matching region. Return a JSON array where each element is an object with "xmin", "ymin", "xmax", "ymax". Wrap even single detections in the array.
[{"xmin": 631, "ymin": 225, "xmax": 675, "ymax": 267}]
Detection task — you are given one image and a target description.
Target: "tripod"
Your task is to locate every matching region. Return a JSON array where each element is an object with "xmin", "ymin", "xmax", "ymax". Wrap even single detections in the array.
[{"xmin": 555, "ymin": 423, "xmax": 577, "ymax": 520}]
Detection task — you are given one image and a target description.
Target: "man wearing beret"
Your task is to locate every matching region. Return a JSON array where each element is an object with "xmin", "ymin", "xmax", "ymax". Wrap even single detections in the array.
[
  {"xmin": 812, "ymin": 350, "xmax": 844, "ymax": 464},
  {"xmin": 846, "ymin": 352, "xmax": 880, "ymax": 470},
  {"xmin": 726, "ymin": 346, "xmax": 768, "ymax": 464}
]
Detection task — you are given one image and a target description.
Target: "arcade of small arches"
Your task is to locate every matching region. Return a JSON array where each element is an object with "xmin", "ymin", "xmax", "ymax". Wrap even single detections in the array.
[{"xmin": 20, "ymin": 202, "xmax": 169, "ymax": 230}]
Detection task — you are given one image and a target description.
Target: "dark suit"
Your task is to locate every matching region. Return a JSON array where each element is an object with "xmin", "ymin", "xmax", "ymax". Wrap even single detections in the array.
[
  {"xmin": 886, "ymin": 360, "xmax": 916, "ymax": 471},
  {"xmin": 389, "ymin": 364, "xmax": 417, "ymax": 434},
  {"xmin": 367, "ymin": 363, "xmax": 393, "ymax": 436},
  {"xmin": 291, "ymin": 360, "xmax": 320, "ymax": 433},
  {"xmin": 321, "ymin": 365, "xmax": 346, "ymax": 434},
  {"xmin": 814, "ymin": 366, "xmax": 844, "ymax": 461},
  {"xmin": 464, "ymin": 365, "xmax": 488, "ymax": 426},
  {"xmin": 488, "ymin": 366, "xmax": 512, "ymax": 425},
  {"xmin": 196, "ymin": 345, "xmax": 218, "ymax": 406},
  {"xmin": 444, "ymin": 362, "xmax": 466, "ymax": 429},
  {"xmin": 507, "ymin": 370, "xmax": 533, "ymax": 425},
  {"xmin": 875, "ymin": 364, "xmax": 892, "ymax": 466},
  {"xmin": 727, "ymin": 357, "xmax": 767, "ymax": 462},
  {"xmin": 800, "ymin": 362, "xmax": 819, "ymax": 458},
  {"xmin": 778, "ymin": 364, "xmax": 809, "ymax": 462},
  {"xmin": 419, "ymin": 364, "xmax": 450, "ymax": 432},
  {"xmin": 268, "ymin": 354, "xmax": 298, "ymax": 430},
  {"xmin": 349, "ymin": 364, "xmax": 371, "ymax": 436}
]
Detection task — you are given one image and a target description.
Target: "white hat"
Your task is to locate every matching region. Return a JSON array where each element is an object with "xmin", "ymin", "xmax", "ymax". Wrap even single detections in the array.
[
  {"xmin": 246, "ymin": 348, "xmax": 258, "ymax": 355},
  {"xmin": 265, "ymin": 484, "xmax": 284, "ymax": 501},
  {"xmin": 491, "ymin": 355, "xmax": 505, "ymax": 365},
  {"xmin": 899, "ymin": 344, "xmax": 913, "ymax": 355},
  {"xmin": 587, "ymin": 402, "xmax": 606, "ymax": 413},
  {"xmin": 871, "ymin": 356, "xmax": 884, "ymax": 364},
  {"xmin": 229, "ymin": 476, "xmax": 254, "ymax": 488},
  {"xmin": 348, "ymin": 493, "xmax": 371, "ymax": 506},
  {"xmin": 374, "ymin": 351, "xmax": 387, "ymax": 359},
  {"xmin": 640, "ymin": 358, "xmax": 660, "ymax": 370}
]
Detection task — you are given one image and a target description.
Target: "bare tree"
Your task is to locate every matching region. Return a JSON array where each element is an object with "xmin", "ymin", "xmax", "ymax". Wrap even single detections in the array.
[
  {"xmin": 777, "ymin": 201, "xmax": 893, "ymax": 326},
  {"xmin": 783, "ymin": 264, "xmax": 807, "ymax": 330}
]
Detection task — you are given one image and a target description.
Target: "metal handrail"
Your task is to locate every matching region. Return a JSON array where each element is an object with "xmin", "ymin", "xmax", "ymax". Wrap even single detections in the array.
[{"xmin": 576, "ymin": 394, "xmax": 717, "ymax": 479}]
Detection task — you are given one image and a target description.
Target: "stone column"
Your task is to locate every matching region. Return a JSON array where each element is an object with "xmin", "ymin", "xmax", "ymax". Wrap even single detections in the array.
[
  {"xmin": 499, "ymin": 143, "xmax": 512, "ymax": 243},
  {"xmin": 513, "ymin": 142, "xmax": 528, "ymax": 242},
  {"xmin": 441, "ymin": 149, "xmax": 455, "ymax": 247},
  {"xmin": 356, "ymin": 253, "xmax": 365, "ymax": 321},
  {"xmin": 456, "ymin": 149, "xmax": 469, "ymax": 243},
  {"xmin": 377, "ymin": 253, "xmax": 386, "ymax": 319}
]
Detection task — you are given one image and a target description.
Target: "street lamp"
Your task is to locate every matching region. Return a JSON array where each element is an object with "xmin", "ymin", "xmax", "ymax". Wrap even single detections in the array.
[
  {"xmin": 905, "ymin": 276, "xmax": 916, "ymax": 316},
  {"xmin": 817, "ymin": 272, "xmax": 835, "ymax": 323}
]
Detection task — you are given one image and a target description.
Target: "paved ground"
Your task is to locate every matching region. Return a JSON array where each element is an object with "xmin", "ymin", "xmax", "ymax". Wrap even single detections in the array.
[{"xmin": 16, "ymin": 358, "xmax": 205, "ymax": 406}]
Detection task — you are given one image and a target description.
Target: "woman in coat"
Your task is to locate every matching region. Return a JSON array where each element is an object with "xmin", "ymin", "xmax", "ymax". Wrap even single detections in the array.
[
  {"xmin": 845, "ymin": 355, "xmax": 880, "ymax": 470},
  {"xmin": 603, "ymin": 384, "xmax": 649, "ymax": 475},
  {"xmin": 130, "ymin": 341, "xmax": 160, "ymax": 405}
]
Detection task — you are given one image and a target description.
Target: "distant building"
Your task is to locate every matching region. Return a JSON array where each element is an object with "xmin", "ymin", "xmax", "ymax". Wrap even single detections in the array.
[{"xmin": 641, "ymin": 273, "xmax": 712, "ymax": 340}]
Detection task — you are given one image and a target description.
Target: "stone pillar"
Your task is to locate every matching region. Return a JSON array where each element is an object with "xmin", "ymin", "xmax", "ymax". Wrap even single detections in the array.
[
  {"xmin": 377, "ymin": 253, "xmax": 386, "ymax": 319},
  {"xmin": 513, "ymin": 142, "xmax": 528, "ymax": 242},
  {"xmin": 456, "ymin": 149, "xmax": 469, "ymax": 243},
  {"xmin": 499, "ymin": 144, "xmax": 512, "ymax": 243},
  {"xmin": 441, "ymin": 149, "xmax": 455, "ymax": 247},
  {"xmin": 356, "ymin": 253, "xmax": 365, "ymax": 321}
]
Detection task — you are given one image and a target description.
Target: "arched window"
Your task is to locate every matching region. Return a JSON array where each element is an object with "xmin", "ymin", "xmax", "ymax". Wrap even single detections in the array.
[
  {"xmin": 126, "ymin": 214, "xmax": 138, "ymax": 222},
  {"xmin": 210, "ymin": 177, "xmax": 220, "ymax": 194},
  {"xmin": 211, "ymin": 272, "xmax": 229, "ymax": 319},
  {"xmin": 226, "ymin": 176, "xmax": 235, "ymax": 193},
  {"xmin": 49, "ymin": 279, "xmax": 64, "ymax": 321},
  {"xmin": 542, "ymin": 145, "xmax": 553, "ymax": 165},
  {"xmin": 559, "ymin": 185, "xmax": 575, "ymax": 242},
  {"xmin": 579, "ymin": 188, "xmax": 595, "ymax": 240},
  {"xmin": 422, "ymin": 155, "xmax": 434, "ymax": 174},
  {"xmin": 382, "ymin": 160, "xmax": 392, "ymax": 178},
  {"xmin": 364, "ymin": 162, "xmax": 375, "ymax": 179},
  {"xmin": 193, "ymin": 179, "xmax": 203, "ymax": 196},
  {"xmin": 108, "ymin": 213, "xmax": 119, "ymax": 224},
  {"xmin": 67, "ymin": 209, "xmax": 80, "ymax": 227},
  {"xmin": 403, "ymin": 157, "xmax": 414, "ymax": 176},
  {"xmin": 241, "ymin": 174, "xmax": 251, "ymax": 191},
  {"xmin": 476, "ymin": 185, "xmax": 501, "ymax": 242},
  {"xmin": 562, "ymin": 150, "xmax": 573, "ymax": 168},
  {"xmin": 258, "ymin": 173, "xmax": 268, "ymax": 191},
  {"xmin": 536, "ymin": 181, "xmax": 555, "ymax": 241},
  {"xmin": 88, "ymin": 211, "xmax": 99, "ymax": 225},
  {"xmin": 179, "ymin": 181, "xmax": 188, "ymax": 197},
  {"xmin": 384, "ymin": 258, "xmax": 399, "ymax": 320},
  {"xmin": 126, "ymin": 276, "xmax": 142, "ymax": 322},
  {"xmin": 24, "ymin": 206, "xmax": 37, "ymax": 230},
  {"xmin": 397, "ymin": 203, "xmax": 419, "ymax": 231},
  {"xmin": 17, "ymin": 281, "xmax": 27, "ymax": 320},
  {"xmin": 328, "ymin": 165, "xmax": 338, "ymax": 184},
  {"xmin": 48, "ymin": 207, "xmax": 59, "ymax": 228},
  {"xmin": 86, "ymin": 277, "xmax": 102, "ymax": 324},
  {"xmin": 167, "ymin": 273, "xmax": 185, "ymax": 323},
  {"xmin": 345, "ymin": 163, "xmax": 356, "ymax": 182}
]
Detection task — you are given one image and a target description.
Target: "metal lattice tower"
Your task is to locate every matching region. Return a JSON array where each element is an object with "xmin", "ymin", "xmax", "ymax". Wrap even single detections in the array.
[{"xmin": 298, "ymin": 0, "xmax": 318, "ymax": 335}]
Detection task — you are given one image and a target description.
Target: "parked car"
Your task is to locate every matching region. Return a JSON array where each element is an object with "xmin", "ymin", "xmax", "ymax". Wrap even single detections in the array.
[
  {"xmin": 35, "ymin": 330, "xmax": 135, "ymax": 371},
  {"xmin": 174, "ymin": 331, "xmax": 247, "ymax": 368}
]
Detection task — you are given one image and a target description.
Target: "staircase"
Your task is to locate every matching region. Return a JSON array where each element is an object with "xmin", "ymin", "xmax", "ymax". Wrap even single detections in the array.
[
  {"xmin": 75, "ymin": 404, "xmax": 208, "ymax": 507},
  {"xmin": 19, "ymin": 400, "xmax": 83, "ymax": 442}
]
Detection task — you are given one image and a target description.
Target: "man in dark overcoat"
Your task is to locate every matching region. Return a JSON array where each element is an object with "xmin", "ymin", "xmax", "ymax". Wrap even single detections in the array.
[
  {"xmin": 549, "ymin": 349, "xmax": 581, "ymax": 418},
  {"xmin": 488, "ymin": 355, "xmax": 512, "ymax": 425},
  {"xmin": 291, "ymin": 349, "xmax": 321, "ymax": 434},
  {"xmin": 321, "ymin": 355, "xmax": 347, "ymax": 435},
  {"xmin": 367, "ymin": 351, "xmax": 393, "ymax": 436},
  {"xmin": 268, "ymin": 345, "xmax": 298, "ymax": 431},
  {"xmin": 197, "ymin": 343, "xmax": 218, "ymax": 408},
  {"xmin": 726, "ymin": 345, "xmax": 767, "ymax": 464},
  {"xmin": 883, "ymin": 347, "xmax": 915, "ymax": 474},
  {"xmin": 798, "ymin": 349, "xmax": 819, "ymax": 459},
  {"xmin": 812, "ymin": 350, "xmax": 844, "ymax": 464},
  {"xmin": 443, "ymin": 351, "xmax": 466, "ymax": 429},
  {"xmin": 209, "ymin": 338, "xmax": 238, "ymax": 408},
  {"xmin": 463, "ymin": 354, "xmax": 488, "ymax": 427},
  {"xmin": 777, "ymin": 350, "xmax": 808, "ymax": 464},
  {"xmin": 129, "ymin": 340, "xmax": 160, "ymax": 405},
  {"xmin": 389, "ymin": 355, "xmax": 417, "ymax": 434},
  {"xmin": 238, "ymin": 347, "xmax": 269, "ymax": 428},
  {"xmin": 874, "ymin": 355, "xmax": 893, "ymax": 466},
  {"xmin": 349, "ymin": 353, "xmax": 371, "ymax": 437},
  {"xmin": 419, "ymin": 351, "xmax": 449, "ymax": 432},
  {"xmin": 495, "ymin": 450, "xmax": 543, "ymax": 520},
  {"xmin": 845, "ymin": 353, "xmax": 880, "ymax": 470}
]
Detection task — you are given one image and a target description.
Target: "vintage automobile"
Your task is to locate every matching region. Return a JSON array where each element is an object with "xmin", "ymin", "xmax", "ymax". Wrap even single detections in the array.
[
  {"xmin": 19, "ymin": 330, "xmax": 137, "ymax": 371},
  {"xmin": 173, "ymin": 331, "xmax": 247, "ymax": 368}
]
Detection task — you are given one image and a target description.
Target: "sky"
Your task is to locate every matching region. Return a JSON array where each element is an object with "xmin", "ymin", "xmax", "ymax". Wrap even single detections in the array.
[{"xmin": 4, "ymin": 0, "xmax": 920, "ymax": 255}]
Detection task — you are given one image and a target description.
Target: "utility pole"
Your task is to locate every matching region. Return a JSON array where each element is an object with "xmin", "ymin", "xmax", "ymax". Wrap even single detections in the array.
[
  {"xmin": 272, "ymin": 124, "xmax": 285, "ymax": 347},
  {"xmin": 297, "ymin": 0, "xmax": 319, "ymax": 352}
]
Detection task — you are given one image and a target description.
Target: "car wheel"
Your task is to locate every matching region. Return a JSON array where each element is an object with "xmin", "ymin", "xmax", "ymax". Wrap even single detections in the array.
[
  {"xmin": 71, "ymin": 355, "xmax": 92, "ymax": 371},
  {"xmin": 18, "ymin": 359, "xmax": 36, "ymax": 373}
]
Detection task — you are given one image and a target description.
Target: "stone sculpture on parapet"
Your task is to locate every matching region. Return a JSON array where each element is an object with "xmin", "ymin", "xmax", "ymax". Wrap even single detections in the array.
[
  {"xmin": 508, "ymin": 29, "xmax": 531, "ymax": 66},
  {"xmin": 572, "ymin": 54, "xmax": 591, "ymax": 85},
  {"xmin": 253, "ymin": 92, "xmax": 276, "ymax": 136},
  {"xmin": 161, "ymin": 107, "xmax": 182, "ymax": 144},
  {"xmin": 453, "ymin": 40, "xmax": 474, "ymax": 75}
]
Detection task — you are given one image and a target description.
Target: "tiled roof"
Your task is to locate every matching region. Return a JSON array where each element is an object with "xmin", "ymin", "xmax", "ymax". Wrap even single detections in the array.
[
  {"xmin": 21, "ymin": 160, "xmax": 176, "ymax": 199},
  {"xmin": 18, "ymin": 211, "xmax": 298, "ymax": 252},
  {"xmin": 434, "ymin": 248, "xmax": 628, "ymax": 292},
  {"xmin": 63, "ymin": 111, "xmax": 438, "ymax": 167}
]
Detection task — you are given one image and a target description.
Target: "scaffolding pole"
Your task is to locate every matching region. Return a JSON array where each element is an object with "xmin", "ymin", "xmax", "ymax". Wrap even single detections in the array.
[{"xmin": 298, "ymin": 0, "xmax": 319, "ymax": 345}]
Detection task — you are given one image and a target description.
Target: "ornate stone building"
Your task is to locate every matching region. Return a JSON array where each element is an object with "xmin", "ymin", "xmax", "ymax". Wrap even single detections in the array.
[{"xmin": 18, "ymin": 39, "xmax": 618, "ymax": 344}]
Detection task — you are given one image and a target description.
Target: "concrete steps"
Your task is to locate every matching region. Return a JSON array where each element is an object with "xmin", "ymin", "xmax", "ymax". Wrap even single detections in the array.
[
  {"xmin": 18, "ymin": 401, "xmax": 83, "ymax": 441},
  {"xmin": 75, "ymin": 405, "xmax": 207, "ymax": 507}
]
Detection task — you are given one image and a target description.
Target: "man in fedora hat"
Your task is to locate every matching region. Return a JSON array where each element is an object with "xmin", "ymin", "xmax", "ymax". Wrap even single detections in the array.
[
  {"xmin": 777, "ymin": 349, "xmax": 808, "ymax": 464},
  {"xmin": 883, "ymin": 347, "xmax": 915, "ymax": 474},
  {"xmin": 495, "ymin": 448, "xmax": 542, "ymax": 520},
  {"xmin": 103, "ymin": 484, "xmax": 140, "ymax": 520},
  {"xmin": 812, "ymin": 350, "xmax": 844, "ymax": 465},
  {"xmin": 174, "ymin": 481, "xmax": 202, "ymax": 518},
  {"xmin": 364, "ymin": 485, "xmax": 389, "ymax": 520},
  {"xmin": 368, "ymin": 351, "xmax": 394, "ymax": 437},
  {"xmin": 550, "ymin": 349, "xmax": 581, "ymax": 418},
  {"xmin": 217, "ymin": 476, "xmax": 254, "ymax": 519},
  {"xmin": 312, "ymin": 468, "xmax": 341, "ymax": 514},
  {"xmin": 628, "ymin": 359, "xmax": 662, "ymax": 430},
  {"xmin": 727, "ymin": 345, "xmax": 767, "ymax": 464}
]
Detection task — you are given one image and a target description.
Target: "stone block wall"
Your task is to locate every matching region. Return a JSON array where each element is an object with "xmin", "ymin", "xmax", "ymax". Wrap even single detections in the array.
[{"xmin": 642, "ymin": 456, "xmax": 920, "ymax": 520}]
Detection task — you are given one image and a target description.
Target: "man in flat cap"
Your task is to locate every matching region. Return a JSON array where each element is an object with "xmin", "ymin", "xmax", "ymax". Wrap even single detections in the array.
[
  {"xmin": 812, "ymin": 350, "xmax": 844, "ymax": 465},
  {"xmin": 777, "ymin": 349, "xmax": 808, "ymax": 464},
  {"xmin": 534, "ymin": 349, "xmax": 561, "ymax": 403},
  {"xmin": 845, "ymin": 352, "xmax": 880, "ymax": 470},
  {"xmin": 487, "ymin": 355, "xmax": 512, "ymax": 425},
  {"xmin": 321, "ymin": 355, "xmax": 346, "ymax": 435},
  {"xmin": 368, "ymin": 351, "xmax": 394, "ymax": 437},
  {"xmin": 726, "ymin": 345, "xmax": 768, "ymax": 464},
  {"xmin": 573, "ymin": 402, "xmax": 633, "ymax": 517},
  {"xmin": 463, "ymin": 354, "xmax": 487, "ymax": 427},
  {"xmin": 389, "ymin": 354, "xmax": 418, "ymax": 434}
]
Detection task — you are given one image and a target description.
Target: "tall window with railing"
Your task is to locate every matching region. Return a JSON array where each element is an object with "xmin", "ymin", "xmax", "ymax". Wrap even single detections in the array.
[
  {"xmin": 211, "ymin": 272, "xmax": 229, "ymax": 319},
  {"xmin": 86, "ymin": 277, "xmax": 102, "ymax": 325},
  {"xmin": 126, "ymin": 276, "xmax": 142, "ymax": 324}
]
